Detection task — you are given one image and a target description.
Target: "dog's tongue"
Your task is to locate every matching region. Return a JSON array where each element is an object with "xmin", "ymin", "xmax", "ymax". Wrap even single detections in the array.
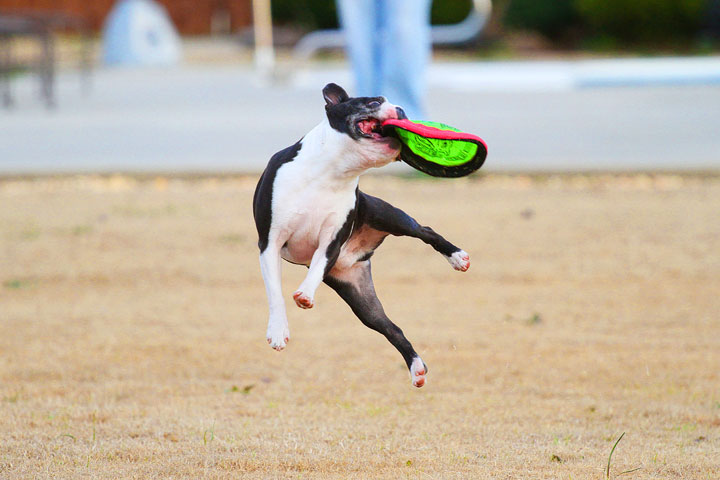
[{"xmin": 358, "ymin": 119, "xmax": 379, "ymax": 135}]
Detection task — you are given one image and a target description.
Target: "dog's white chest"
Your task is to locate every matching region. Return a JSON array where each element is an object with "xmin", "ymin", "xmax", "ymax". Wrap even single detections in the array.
[{"xmin": 272, "ymin": 159, "xmax": 357, "ymax": 265}]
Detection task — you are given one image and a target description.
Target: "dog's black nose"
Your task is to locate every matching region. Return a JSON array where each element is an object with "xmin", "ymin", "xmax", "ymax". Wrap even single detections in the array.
[{"xmin": 396, "ymin": 107, "xmax": 408, "ymax": 120}]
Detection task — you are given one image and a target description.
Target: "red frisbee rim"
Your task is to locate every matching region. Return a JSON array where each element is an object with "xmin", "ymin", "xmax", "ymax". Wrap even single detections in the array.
[{"xmin": 382, "ymin": 119, "xmax": 488, "ymax": 151}]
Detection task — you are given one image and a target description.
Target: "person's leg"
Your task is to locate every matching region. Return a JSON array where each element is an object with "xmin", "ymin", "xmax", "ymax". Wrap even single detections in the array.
[
  {"xmin": 379, "ymin": 0, "xmax": 432, "ymax": 119},
  {"xmin": 337, "ymin": 0, "xmax": 382, "ymax": 96}
]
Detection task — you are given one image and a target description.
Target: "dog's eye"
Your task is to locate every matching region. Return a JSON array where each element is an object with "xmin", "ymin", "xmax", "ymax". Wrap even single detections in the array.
[{"xmin": 368, "ymin": 101, "xmax": 381, "ymax": 109}]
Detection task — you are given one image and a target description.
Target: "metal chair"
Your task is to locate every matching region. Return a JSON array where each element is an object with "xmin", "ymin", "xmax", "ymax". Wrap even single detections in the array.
[{"xmin": 0, "ymin": 11, "xmax": 91, "ymax": 108}]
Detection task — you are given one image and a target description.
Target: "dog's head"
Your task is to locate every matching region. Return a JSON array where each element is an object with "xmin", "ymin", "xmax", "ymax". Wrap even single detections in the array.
[{"xmin": 322, "ymin": 83, "xmax": 404, "ymax": 168}]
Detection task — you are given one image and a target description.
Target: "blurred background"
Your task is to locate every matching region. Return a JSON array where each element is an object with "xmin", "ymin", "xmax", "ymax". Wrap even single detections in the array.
[
  {"xmin": 0, "ymin": 0, "xmax": 719, "ymax": 173},
  {"xmin": 2, "ymin": 5, "xmax": 720, "ymax": 477}
]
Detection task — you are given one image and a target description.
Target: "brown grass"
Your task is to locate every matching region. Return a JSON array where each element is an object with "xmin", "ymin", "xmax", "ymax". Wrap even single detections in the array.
[{"xmin": 1, "ymin": 173, "xmax": 719, "ymax": 479}]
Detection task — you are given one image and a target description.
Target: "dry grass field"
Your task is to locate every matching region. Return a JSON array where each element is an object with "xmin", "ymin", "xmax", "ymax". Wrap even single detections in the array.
[{"xmin": 1, "ymin": 173, "xmax": 719, "ymax": 479}]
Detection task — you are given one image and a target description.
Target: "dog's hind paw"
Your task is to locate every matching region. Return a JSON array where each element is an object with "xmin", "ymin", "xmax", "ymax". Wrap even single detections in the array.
[
  {"xmin": 410, "ymin": 357, "xmax": 427, "ymax": 388},
  {"xmin": 266, "ymin": 324, "xmax": 290, "ymax": 351},
  {"xmin": 446, "ymin": 250, "xmax": 470, "ymax": 272},
  {"xmin": 293, "ymin": 291, "xmax": 314, "ymax": 309}
]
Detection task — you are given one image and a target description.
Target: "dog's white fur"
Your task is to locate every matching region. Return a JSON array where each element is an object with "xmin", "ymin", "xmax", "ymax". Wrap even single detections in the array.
[
  {"xmin": 446, "ymin": 250, "xmax": 470, "ymax": 272},
  {"xmin": 410, "ymin": 357, "xmax": 427, "ymax": 388}
]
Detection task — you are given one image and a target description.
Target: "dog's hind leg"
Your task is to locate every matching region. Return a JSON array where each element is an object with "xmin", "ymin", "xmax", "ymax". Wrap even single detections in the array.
[
  {"xmin": 324, "ymin": 261, "xmax": 428, "ymax": 387},
  {"xmin": 360, "ymin": 193, "xmax": 470, "ymax": 272}
]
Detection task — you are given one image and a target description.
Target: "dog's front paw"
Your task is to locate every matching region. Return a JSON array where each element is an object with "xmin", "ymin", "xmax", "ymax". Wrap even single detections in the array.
[
  {"xmin": 410, "ymin": 357, "xmax": 428, "ymax": 388},
  {"xmin": 266, "ymin": 324, "xmax": 290, "ymax": 351},
  {"xmin": 446, "ymin": 250, "xmax": 470, "ymax": 272},
  {"xmin": 292, "ymin": 291, "xmax": 314, "ymax": 309}
]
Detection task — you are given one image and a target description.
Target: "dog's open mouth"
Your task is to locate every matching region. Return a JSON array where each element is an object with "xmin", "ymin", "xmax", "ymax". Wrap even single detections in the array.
[{"xmin": 356, "ymin": 118, "xmax": 384, "ymax": 140}]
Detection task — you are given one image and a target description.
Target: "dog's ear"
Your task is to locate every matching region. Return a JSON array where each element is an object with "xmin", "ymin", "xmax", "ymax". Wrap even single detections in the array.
[{"xmin": 323, "ymin": 83, "xmax": 349, "ymax": 106}]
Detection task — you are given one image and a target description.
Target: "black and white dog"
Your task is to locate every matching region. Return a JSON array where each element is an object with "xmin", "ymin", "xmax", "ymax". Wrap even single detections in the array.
[{"xmin": 253, "ymin": 83, "xmax": 469, "ymax": 387}]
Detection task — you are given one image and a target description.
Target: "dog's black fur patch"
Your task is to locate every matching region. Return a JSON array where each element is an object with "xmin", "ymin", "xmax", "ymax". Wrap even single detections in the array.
[
  {"xmin": 253, "ymin": 140, "xmax": 302, "ymax": 253},
  {"xmin": 323, "ymin": 187, "xmax": 359, "ymax": 277},
  {"xmin": 323, "ymin": 83, "xmax": 385, "ymax": 140}
]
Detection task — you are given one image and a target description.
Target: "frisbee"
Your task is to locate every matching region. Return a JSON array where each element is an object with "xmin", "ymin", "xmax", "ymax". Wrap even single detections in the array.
[{"xmin": 382, "ymin": 119, "xmax": 487, "ymax": 178}]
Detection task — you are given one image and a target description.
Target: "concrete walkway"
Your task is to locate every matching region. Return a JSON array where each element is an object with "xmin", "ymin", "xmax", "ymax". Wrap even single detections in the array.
[{"xmin": 1, "ymin": 57, "xmax": 719, "ymax": 174}]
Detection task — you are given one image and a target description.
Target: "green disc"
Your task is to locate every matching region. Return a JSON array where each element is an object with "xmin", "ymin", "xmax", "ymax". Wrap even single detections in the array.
[{"xmin": 393, "ymin": 121, "xmax": 479, "ymax": 167}]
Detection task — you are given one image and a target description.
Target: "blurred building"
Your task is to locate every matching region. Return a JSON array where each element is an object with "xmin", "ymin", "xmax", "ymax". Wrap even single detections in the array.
[{"xmin": 0, "ymin": 0, "xmax": 253, "ymax": 34}]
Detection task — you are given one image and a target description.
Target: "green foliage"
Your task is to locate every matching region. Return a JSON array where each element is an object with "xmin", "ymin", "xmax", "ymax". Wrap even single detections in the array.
[
  {"xmin": 271, "ymin": 0, "xmax": 474, "ymax": 30},
  {"xmin": 268, "ymin": 0, "xmax": 708, "ymax": 47},
  {"xmin": 432, "ymin": 0, "xmax": 473, "ymax": 25},
  {"xmin": 504, "ymin": 0, "xmax": 578, "ymax": 39},
  {"xmin": 271, "ymin": 0, "xmax": 338, "ymax": 29},
  {"xmin": 575, "ymin": 0, "xmax": 706, "ymax": 42},
  {"xmin": 503, "ymin": 0, "xmax": 707, "ymax": 45}
]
